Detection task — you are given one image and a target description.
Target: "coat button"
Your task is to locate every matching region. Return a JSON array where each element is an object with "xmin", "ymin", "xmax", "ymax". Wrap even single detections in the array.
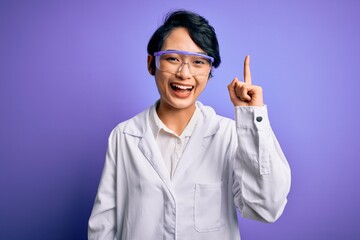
[{"xmin": 256, "ymin": 116, "xmax": 263, "ymax": 122}]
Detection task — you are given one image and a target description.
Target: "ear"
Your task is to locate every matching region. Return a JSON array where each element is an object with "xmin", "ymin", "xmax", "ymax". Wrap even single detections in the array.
[{"xmin": 147, "ymin": 55, "xmax": 155, "ymax": 76}]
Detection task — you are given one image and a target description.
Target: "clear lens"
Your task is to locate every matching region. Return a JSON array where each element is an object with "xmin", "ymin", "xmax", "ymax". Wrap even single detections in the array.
[{"xmin": 155, "ymin": 51, "xmax": 212, "ymax": 77}]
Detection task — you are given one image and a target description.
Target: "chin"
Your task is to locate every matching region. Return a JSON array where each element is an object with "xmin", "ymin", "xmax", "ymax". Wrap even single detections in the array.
[{"xmin": 167, "ymin": 97, "xmax": 197, "ymax": 110}]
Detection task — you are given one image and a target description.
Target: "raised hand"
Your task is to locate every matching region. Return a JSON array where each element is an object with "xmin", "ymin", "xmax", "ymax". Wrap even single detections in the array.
[{"xmin": 227, "ymin": 55, "xmax": 264, "ymax": 107}]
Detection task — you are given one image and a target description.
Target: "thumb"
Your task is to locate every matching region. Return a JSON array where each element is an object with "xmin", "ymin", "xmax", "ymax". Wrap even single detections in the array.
[
  {"xmin": 228, "ymin": 77, "xmax": 245, "ymax": 101},
  {"xmin": 227, "ymin": 77, "xmax": 238, "ymax": 98}
]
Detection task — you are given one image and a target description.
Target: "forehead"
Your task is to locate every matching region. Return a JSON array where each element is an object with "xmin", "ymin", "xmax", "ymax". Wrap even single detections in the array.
[{"xmin": 161, "ymin": 27, "xmax": 204, "ymax": 53}]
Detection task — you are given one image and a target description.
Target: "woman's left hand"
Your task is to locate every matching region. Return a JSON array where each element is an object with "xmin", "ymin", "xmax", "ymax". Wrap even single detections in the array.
[{"xmin": 227, "ymin": 55, "xmax": 264, "ymax": 107}]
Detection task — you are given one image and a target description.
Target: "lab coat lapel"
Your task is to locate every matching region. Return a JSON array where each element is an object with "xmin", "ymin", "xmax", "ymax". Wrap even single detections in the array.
[
  {"xmin": 172, "ymin": 103, "xmax": 220, "ymax": 183},
  {"xmin": 123, "ymin": 105, "xmax": 173, "ymax": 190},
  {"xmin": 138, "ymin": 127, "xmax": 172, "ymax": 187}
]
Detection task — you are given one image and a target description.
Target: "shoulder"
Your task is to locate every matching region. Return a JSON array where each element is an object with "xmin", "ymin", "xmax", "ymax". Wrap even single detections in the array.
[
  {"xmin": 197, "ymin": 102, "xmax": 233, "ymax": 122},
  {"xmin": 196, "ymin": 101, "xmax": 235, "ymax": 132},
  {"xmin": 109, "ymin": 104, "xmax": 154, "ymax": 138}
]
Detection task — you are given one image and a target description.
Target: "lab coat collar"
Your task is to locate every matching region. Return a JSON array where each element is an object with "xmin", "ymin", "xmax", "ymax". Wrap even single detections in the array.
[
  {"xmin": 149, "ymin": 101, "xmax": 200, "ymax": 139},
  {"xmin": 122, "ymin": 101, "xmax": 221, "ymax": 188},
  {"xmin": 123, "ymin": 101, "xmax": 220, "ymax": 138}
]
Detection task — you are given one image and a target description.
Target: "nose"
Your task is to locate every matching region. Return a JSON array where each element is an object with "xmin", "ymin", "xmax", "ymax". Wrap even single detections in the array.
[{"xmin": 176, "ymin": 62, "xmax": 192, "ymax": 79}]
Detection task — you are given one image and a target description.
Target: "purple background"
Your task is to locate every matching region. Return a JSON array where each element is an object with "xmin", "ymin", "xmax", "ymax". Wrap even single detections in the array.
[{"xmin": 1, "ymin": 0, "xmax": 359, "ymax": 239}]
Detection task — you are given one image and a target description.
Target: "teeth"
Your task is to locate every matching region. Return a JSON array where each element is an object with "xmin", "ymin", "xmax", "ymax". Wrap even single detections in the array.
[{"xmin": 171, "ymin": 83, "xmax": 193, "ymax": 90}]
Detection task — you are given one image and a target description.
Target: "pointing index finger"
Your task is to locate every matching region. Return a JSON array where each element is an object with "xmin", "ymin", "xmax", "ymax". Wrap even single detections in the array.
[{"xmin": 244, "ymin": 55, "xmax": 252, "ymax": 85}]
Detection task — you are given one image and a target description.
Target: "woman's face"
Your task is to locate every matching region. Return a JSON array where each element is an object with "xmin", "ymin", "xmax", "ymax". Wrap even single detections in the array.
[{"xmin": 150, "ymin": 27, "xmax": 209, "ymax": 112}]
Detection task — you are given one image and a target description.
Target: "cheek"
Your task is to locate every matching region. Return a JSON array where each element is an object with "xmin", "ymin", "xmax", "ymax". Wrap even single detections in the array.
[
  {"xmin": 196, "ymin": 79, "xmax": 208, "ymax": 91},
  {"xmin": 155, "ymin": 74, "xmax": 169, "ymax": 91}
]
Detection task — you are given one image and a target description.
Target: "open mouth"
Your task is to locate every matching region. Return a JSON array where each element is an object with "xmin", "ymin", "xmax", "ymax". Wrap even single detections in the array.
[{"xmin": 170, "ymin": 83, "xmax": 194, "ymax": 92}]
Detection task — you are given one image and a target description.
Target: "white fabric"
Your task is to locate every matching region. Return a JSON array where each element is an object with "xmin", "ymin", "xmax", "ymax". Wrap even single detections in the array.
[
  {"xmin": 149, "ymin": 103, "xmax": 199, "ymax": 178},
  {"xmin": 88, "ymin": 101, "xmax": 291, "ymax": 240}
]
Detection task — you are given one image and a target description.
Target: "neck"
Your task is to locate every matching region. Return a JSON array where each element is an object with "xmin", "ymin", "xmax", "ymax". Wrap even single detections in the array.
[{"xmin": 156, "ymin": 101, "xmax": 196, "ymax": 136}]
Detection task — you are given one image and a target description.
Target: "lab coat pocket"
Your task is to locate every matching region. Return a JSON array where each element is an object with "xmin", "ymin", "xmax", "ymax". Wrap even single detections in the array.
[{"xmin": 194, "ymin": 181, "xmax": 226, "ymax": 232}]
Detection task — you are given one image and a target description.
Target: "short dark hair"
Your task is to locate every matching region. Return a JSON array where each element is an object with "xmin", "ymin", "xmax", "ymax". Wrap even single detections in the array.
[{"xmin": 147, "ymin": 10, "xmax": 221, "ymax": 77}]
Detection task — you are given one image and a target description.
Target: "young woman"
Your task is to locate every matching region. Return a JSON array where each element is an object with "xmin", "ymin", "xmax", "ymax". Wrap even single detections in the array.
[{"xmin": 89, "ymin": 10, "xmax": 291, "ymax": 240}]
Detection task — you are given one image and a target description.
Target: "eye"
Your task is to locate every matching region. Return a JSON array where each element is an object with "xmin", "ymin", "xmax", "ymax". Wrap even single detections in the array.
[
  {"xmin": 167, "ymin": 57, "xmax": 179, "ymax": 62},
  {"xmin": 162, "ymin": 54, "xmax": 180, "ymax": 63},
  {"xmin": 192, "ymin": 57, "xmax": 210, "ymax": 67},
  {"xmin": 193, "ymin": 59, "xmax": 206, "ymax": 65}
]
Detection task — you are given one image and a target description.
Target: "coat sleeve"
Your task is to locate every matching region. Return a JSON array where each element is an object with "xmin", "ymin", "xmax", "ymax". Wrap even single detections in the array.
[
  {"xmin": 232, "ymin": 105, "xmax": 291, "ymax": 223},
  {"xmin": 88, "ymin": 128, "xmax": 122, "ymax": 240}
]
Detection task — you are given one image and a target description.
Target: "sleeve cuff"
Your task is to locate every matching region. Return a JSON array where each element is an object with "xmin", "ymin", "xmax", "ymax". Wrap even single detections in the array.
[{"xmin": 235, "ymin": 105, "xmax": 270, "ymax": 131}]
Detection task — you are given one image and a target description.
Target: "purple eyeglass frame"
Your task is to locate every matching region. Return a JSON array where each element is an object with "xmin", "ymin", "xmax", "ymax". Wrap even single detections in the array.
[{"xmin": 153, "ymin": 50, "xmax": 214, "ymax": 63}]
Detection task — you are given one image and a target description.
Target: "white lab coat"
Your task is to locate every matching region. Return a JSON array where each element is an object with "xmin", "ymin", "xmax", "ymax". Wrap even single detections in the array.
[{"xmin": 88, "ymin": 102, "xmax": 291, "ymax": 240}]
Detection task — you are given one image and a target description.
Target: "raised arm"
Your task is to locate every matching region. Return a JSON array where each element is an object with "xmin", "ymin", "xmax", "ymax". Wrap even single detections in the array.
[{"xmin": 229, "ymin": 56, "xmax": 291, "ymax": 222}]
